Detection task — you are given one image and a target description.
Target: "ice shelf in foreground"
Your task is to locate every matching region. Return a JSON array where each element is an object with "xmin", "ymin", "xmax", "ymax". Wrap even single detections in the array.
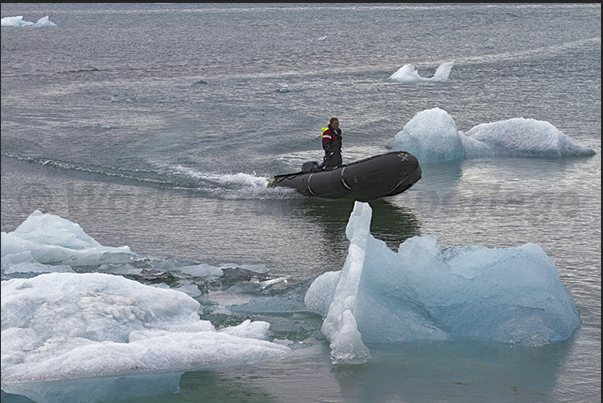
[
  {"xmin": 1, "ymin": 211, "xmax": 292, "ymax": 401},
  {"xmin": 1, "ymin": 272, "xmax": 291, "ymax": 377}
]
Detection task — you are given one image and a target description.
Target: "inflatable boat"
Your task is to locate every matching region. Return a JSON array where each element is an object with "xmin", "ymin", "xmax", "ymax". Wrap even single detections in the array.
[{"xmin": 268, "ymin": 151, "xmax": 421, "ymax": 201}]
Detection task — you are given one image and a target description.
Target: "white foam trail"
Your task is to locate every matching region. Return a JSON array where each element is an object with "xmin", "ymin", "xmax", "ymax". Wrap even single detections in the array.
[
  {"xmin": 173, "ymin": 165, "xmax": 269, "ymax": 188},
  {"xmin": 170, "ymin": 165, "xmax": 299, "ymax": 199}
]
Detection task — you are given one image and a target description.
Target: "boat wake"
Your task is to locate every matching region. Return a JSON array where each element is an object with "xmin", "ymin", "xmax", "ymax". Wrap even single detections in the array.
[{"xmin": 1, "ymin": 152, "xmax": 298, "ymax": 200}]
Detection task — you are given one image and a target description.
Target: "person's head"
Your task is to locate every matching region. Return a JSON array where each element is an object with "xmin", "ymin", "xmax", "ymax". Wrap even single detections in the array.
[{"xmin": 329, "ymin": 117, "xmax": 339, "ymax": 129}]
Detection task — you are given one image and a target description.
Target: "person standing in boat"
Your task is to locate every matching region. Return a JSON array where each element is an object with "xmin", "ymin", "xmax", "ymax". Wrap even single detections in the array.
[{"xmin": 322, "ymin": 117, "xmax": 343, "ymax": 170}]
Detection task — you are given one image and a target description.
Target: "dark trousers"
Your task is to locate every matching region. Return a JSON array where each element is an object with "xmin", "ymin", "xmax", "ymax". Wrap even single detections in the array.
[{"xmin": 324, "ymin": 150, "xmax": 342, "ymax": 169}]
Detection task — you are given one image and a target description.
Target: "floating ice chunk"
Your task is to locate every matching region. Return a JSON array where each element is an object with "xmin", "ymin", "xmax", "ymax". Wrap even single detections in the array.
[
  {"xmin": 1, "ymin": 210, "xmax": 134, "ymax": 266},
  {"xmin": 389, "ymin": 64, "xmax": 426, "ymax": 82},
  {"xmin": 431, "ymin": 61, "xmax": 455, "ymax": 81},
  {"xmin": 176, "ymin": 263, "xmax": 225, "ymax": 278},
  {"xmin": 305, "ymin": 202, "xmax": 581, "ymax": 364},
  {"xmin": 172, "ymin": 282, "xmax": 204, "ymax": 298},
  {"xmin": 33, "ymin": 16, "xmax": 57, "ymax": 28},
  {"xmin": 389, "ymin": 61, "xmax": 454, "ymax": 82},
  {"xmin": 462, "ymin": 117, "xmax": 596, "ymax": 157},
  {"xmin": 1, "ymin": 16, "xmax": 56, "ymax": 27},
  {"xmin": 261, "ymin": 275, "xmax": 290, "ymax": 289},
  {"xmin": 392, "ymin": 107, "xmax": 465, "ymax": 163},
  {"xmin": 1, "ymin": 16, "xmax": 34, "ymax": 27},
  {"xmin": 391, "ymin": 108, "xmax": 595, "ymax": 163},
  {"xmin": 1, "ymin": 272, "xmax": 291, "ymax": 390}
]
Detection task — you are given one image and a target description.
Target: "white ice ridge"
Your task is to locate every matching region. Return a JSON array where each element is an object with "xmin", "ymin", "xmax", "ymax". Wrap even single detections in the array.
[{"xmin": 304, "ymin": 201, "xmax": 581, "ymax": 365}]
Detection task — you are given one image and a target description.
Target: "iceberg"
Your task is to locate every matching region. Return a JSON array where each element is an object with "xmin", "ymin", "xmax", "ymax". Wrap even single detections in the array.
[
  {"xmin": 32, "ymin": 16, "xmax": 57, "ymax": 28},
  {"xmin": 389, "ymin": 61, "xmax": 454, "ymax": 83},
  {"xmin": 1, "ymin": 210, "xmax": 134, "ymax": 267},
  {"xmin": 1, "ymin": 211, "xmax": 292, "ymax": 401},
  {"xmin": 462, "ymin": 117, "xmax": 597, "ymax": 157},
  {"xmin": 390, "ymin": 107, "xmax": 464, "ymax": 163},
  {"xmin": 1, "ymin": 16, "xmax": 34, "ymax": 27},
  {"xmin": 391, "ymin": 108, "xmax": 595, "ymax": 163},
  {"xmin": 1, "ymin": 16, "xmax": 56, "ymax": 27},
  {"xmin": 305, "ymin": 202, "xmax": 581, "ymax": 365},
  {"xmin": 1, "ymin": 272, "xmax": 291, "ymax": 400}
]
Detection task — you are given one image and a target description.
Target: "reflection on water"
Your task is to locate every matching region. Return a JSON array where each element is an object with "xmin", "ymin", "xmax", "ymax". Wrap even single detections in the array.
[
  {"xmin": 293, "ymin": 196, "xmax": 422, "ymax": 258},
  {"xmin": 1, "ymin": 372, "xmax": 183, "ymax": 403},
  {"xmin": 334, "ymin": 337, "xmax": 576, "ymax": 403},
  {"xmin": 0, "ymin": 334, "xmax": 579, "ymax": 403},
  {"xmin": 121, "ymin": 371, "xmax": 281, "ymax": 403},
  {"xmin": 368, "ymin": 199, "xmax": 422, "ymax": 250}
]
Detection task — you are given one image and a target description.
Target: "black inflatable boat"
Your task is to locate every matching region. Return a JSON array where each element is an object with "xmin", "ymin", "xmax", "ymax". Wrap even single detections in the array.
[{"xmin": 268, "ymin": 151, "xmax": 421, "ymax": 201}]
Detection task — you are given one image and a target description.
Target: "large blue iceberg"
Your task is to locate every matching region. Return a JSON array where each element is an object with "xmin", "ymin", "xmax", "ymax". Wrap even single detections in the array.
[{"xmin": 304, "ymin": 202, "xmax": 582, "ymax": 365}]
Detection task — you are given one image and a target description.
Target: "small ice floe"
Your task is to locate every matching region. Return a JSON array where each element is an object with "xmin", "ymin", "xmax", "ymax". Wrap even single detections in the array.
[
  {"xmin": 389, "ymin": 61, "xmax": 454, "ymax": 82},
  {"xmin": 1, "ymin": 16, "xmax": 34, "ymax": 27},
  {"xmin": 1, "ymin": 15, "xmax": 56, "ymax": 27},
  {"xmin": 261, "ymin": 276, "xmax": 290, "ymax": 290},
  {"xmin": 33, "ymin": 16, "xmax": 57, "ymax": 28}
]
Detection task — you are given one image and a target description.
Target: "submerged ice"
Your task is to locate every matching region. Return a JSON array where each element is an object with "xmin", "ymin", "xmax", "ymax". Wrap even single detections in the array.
[
  {"xmin": 305, "ymin": 202, "xmax": 581, "ymax": 365},
  {"xmin": 391, "ymin": 108, "xmax": 595, "ymax": 163}
]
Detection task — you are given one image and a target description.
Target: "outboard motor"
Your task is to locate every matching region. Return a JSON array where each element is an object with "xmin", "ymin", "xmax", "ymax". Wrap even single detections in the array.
[{"xmin": 301, "ymin": 161, "xmax": 320, "ymax": 173}]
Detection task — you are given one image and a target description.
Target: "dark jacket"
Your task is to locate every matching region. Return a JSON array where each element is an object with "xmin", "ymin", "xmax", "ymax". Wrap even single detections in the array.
[
  {"xmin": 322, "ymin": 125, "xmax": 342, "ymax": 154},
  {"xmin": 322, "ymin": 125, "xmax": 343, "ymax": 168}
]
